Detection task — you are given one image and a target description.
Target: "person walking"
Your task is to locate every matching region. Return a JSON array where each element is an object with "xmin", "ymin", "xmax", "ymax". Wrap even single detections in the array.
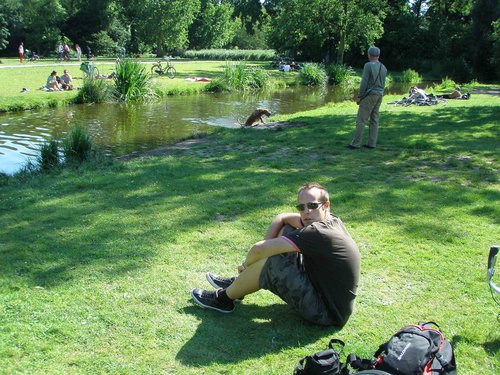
[
  {"xmin": 18, "ymin": 42, "xmax": 24, "ymax": 63},
  {"xmin": 348, "ymin": 46, "xmax": 387, "ymax": 149},
  {"xmin": 75, "ymin": 44, "xmax": 82, "ymax": 61},
  {"xmin": 191, "ymin": 183, "xmax": 360, "ymax": 327}
]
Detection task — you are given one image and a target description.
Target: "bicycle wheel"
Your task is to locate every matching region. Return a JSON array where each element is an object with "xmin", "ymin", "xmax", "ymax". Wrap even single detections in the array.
[
  {"xmin": 86, "ymin": 65, "xmax": 99, "ymax": 79},
  {"xmin": 151, "ymin": 64, "xmax": 162, "ymax": 76},
  {"xmin": 166, "ymin": 66, "xmax": 176, "ymax": 79}
]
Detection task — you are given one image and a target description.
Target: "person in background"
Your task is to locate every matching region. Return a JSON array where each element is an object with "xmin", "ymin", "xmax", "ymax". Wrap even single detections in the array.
[
  {"xmin": 348, "ymin": 46, "xmax": 387, "ymax": 149},
  {"xmin": 60, "ymin": 69, "xmax": 74, "ymax": 90},
  {"xmin": 46, "ymin": 70, "xmax": 61, "ymax": 91},
  {"xmin": 18, "ymin": 42, "xmax": 24, "ymax": 64},
  {"xmin": 75, "ymin": 44, "xmax": 82, "ymax": 61}
]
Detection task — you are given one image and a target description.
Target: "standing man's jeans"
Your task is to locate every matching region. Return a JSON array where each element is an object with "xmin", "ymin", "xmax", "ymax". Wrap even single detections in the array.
[{"xmin": 350, "ymin": 93, "xmax": 383, "ymax": 148}]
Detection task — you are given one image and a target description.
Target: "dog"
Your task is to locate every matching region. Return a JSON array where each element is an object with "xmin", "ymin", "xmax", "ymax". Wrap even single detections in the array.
[{"xmin": 239, "ymin": 108, "xmax": 272, "ymax": 126}]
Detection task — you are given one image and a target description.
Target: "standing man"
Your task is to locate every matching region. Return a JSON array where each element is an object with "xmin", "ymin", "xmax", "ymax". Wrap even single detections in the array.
[
  {"xmin": 18, "ymin": 42, "xmax": 24, "ymax": 63},
  {"xmin": 191, "ymin": 183, "xmax": 360, "ymax": 327},
  {"xmin": 348, "ymin": 46, "xmax": 387, "ymax": 149}
]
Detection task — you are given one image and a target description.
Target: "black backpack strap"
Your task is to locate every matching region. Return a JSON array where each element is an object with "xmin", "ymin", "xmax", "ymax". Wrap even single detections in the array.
[
  {"xmin": 329, "ymin": 338, "xmax": 345, "ymax": 351},
  {"xmin": 346, "ymin": 353, "xmax": 376, "ymax": 371},
  {"xmin": 373, "ymin": 342, "xmax": 387, "ymax": 358},
  {"xmin": 419, "ymin": 321, "xmax": 441, "ymax": 330}
]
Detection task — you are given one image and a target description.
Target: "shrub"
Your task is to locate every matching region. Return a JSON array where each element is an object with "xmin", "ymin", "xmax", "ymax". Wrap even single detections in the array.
[
  {"xmin": 299, "ymin": 64, "xmax": 328, "ymax": 86},
  {"xmin": 37, "ymin": 139, "xmax": 60, "ymax": 171},
  {"xmin": 399, "ymin": 69, "xmax": 422, "ymax": 84},
  {"xmin": 182, "ymin": 49, "xmax": 276, "ymax": 61},
  {"xmin": 113, "ymin": 59, "xmax": 154, "ymax": 102},
  {"xmin": 75, "ymin": 77, "xmax": 111, "ymax": 104},
  {"xmin": 325, "ymin": 64, "xmax": 355, "ymax": 85},
  {"xmin": 433, "ymin": 77, "xmax": 458, "ymax": 91},
  {"xmin": 63, "ymin": 125, "xmax": 94, "ymax": 165},
  {"xmin": 206, "ymin": 62, "xmax": 271, "ymax": 92}
]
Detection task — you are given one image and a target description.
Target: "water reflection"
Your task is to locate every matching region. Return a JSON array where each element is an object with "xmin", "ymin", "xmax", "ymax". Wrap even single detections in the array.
[{"xmin": 0, "ymin": 83, "xmax": 408, "ymax": 174}]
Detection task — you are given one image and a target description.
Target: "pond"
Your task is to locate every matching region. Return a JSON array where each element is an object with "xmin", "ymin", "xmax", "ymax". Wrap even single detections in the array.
[{"xmin": 0, "ymin": 83, "xmax": 410, "ymax": 175}]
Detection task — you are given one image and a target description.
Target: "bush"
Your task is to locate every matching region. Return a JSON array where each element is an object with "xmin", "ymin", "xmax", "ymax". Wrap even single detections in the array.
[
  {"xmin": 206, "ymin": 62, "xmax": 272, "ymax": 92},
  {"xmin": 113, "ymin": 59, "xmax": 154, "ymax": 102},
  {"xmin": 37, "ymin": 139, "xmax": 60, "ymax": 171},
  {"xmin": 433, "ymin": 77, "xmax": 459, "ymax": 91},
  {"xmin": 63, "ymin": 125, "xmax": 94, "ymax": 165},
  {"xmin": 299, "ymin": 64, "xmax": 328, "ymax": 86},
  {"xmin": 75, "ymin": 77, "xmax": 111, "ymax": 104},
  {"xmin": 325, "ymin": 64, "xmax": 355, "ymax": 85},
  {"xmin": 399, "ymin": 69, "xmax": 422, "ymax": 84},
  {"xmin": 182, "ymin": 49, "xmax": 276, "ymax": 61}
]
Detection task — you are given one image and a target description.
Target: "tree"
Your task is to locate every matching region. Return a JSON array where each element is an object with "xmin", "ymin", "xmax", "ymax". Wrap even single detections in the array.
[
  {"xmin": 138, "ymin": 0, "xmax": 200, "ymax": 56},
  {"xmin": 471, "ymin": 0, "xmax": 500, "ymax": 81},
  {"xmin": 189, "ymin": 0, "xmax": 236, "ymax": 49},
  {"xmin": 268, "ymin": 0, "xmax": 386, "ymax": 64},
  {"xmin": 0, "ymin": 11, "xmax": 9, "ymax": 50}
]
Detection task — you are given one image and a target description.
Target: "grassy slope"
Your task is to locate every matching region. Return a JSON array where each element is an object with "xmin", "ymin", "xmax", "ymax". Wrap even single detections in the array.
[{"xmin": 1, "ymin": 94, "xmax": 499, "ymax": 373}]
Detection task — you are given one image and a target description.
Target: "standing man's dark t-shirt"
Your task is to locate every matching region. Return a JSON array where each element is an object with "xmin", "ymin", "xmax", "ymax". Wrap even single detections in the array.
[{"xmin": 283, "ymin": 215, "xmax": 360, "ymax": 325}]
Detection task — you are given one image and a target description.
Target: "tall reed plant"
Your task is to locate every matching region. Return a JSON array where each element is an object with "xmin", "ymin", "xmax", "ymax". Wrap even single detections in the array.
[
  {"xmin": 113, "ymin": 59, "xmax": 154, "ymax": 102},
  {"xmin": 325, "ymin": 64, "xmax": 354, "ymax": 85},
  {"xmin": 63, "ymin": 125, "xmax": 94, "ymax": 165},
  {"xmin": 37, "ymin": 139, "xmax": 60, "ymax": 171},
  {"xmin": 206, "ymin": 62, "xmax": 271, "ymax": 92},
  {"xmin": 75, "ymin": 77, "xmax": 111, "ymax": 104},
  {"xmin": 299, "ymin": 64, "xmax": 328, "ymax": 86}
]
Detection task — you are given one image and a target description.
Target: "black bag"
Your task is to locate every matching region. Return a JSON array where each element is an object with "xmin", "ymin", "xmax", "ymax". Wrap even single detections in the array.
[
  {"xmin": 347, "ymin": 322, "xmax": 457, "ymax": 375},
  {"xmin": 294, "ymin": 339, "xmax": 346, "ymax": 375}
]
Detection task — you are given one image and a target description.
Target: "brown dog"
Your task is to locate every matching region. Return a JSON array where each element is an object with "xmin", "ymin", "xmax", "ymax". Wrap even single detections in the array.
[{"xmin": 240, "ymin": 108, "xmax": 272, "ymax": 126}]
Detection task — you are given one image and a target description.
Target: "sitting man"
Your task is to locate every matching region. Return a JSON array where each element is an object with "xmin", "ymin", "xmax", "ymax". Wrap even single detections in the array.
[
  {"xmin": 60, "ymin": 69, "xmax": 74, "ymax": 90},
  {"xmin": 191, "ymin": 183, "xmax": 360, "ymax": 327}
]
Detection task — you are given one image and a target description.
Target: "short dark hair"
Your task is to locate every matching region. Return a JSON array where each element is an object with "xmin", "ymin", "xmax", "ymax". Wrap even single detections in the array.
[{"xmin": 298, "ymin": 183, "xmax": 330, "ymax": 202}]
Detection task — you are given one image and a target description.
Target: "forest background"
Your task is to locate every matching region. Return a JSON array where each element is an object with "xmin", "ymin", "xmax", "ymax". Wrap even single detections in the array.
[{"xmin": 0, "ymin": 0, "xmax": 498, "ymax": 83}]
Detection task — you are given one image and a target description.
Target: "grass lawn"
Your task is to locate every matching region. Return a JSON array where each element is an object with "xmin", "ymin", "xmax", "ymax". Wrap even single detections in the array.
[{"xmin": 0, "ymin": 92, "xmax": 499, "ymax": 373}]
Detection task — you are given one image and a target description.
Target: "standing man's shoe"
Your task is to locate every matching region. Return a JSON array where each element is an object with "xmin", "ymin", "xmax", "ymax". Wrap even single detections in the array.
[
  {"xmin": 347, "ymin": 144, "xmax": 359, "ymax": 149},
  {"xmin": 191, "ymin": 288, "xmax": 235, "ymax": 313}
]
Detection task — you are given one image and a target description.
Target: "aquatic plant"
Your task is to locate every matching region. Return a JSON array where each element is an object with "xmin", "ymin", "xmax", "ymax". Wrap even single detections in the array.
[
  {"xmin": 399, "ymin": 69, "xmax": 422, "ymax": 84},
  {"xmin": 75, "ymin": 76, "xmax": 111, "ymax": 104},
  {"xmin": 325, "ymin": 64, "xmax": 355, "ymax": 85},
  {"xmin": 299, "ymin": 63, "xmax": 328, "ymax": 86},
  {"xmin": 113, "ymin": 59, "xmax": 154, "ymax": 102},
  {"xmin": 206, "ymin": 62, "xmax": 271, "ymax": 93},
  {"xmin": 37, "ymin": 139, "xmax": 60, "ymax": 171},
  {"xmin": 63, "ymin": 124, "xmax": 94, "ymax": 164}
]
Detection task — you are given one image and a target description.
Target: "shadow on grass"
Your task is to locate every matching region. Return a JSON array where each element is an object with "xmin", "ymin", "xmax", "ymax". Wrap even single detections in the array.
[
  {"xmin": 177, "ymin": 304, "xmax": 336, "ymax": 365},
  {"xmin": 0, "ymin": 103, "xmax": 498, "ymax": 287}
]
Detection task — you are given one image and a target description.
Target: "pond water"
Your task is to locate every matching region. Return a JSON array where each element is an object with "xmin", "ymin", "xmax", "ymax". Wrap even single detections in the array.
[{"xmin": 0, "ymin": 84, "xmax": 409, "ymax": 175}]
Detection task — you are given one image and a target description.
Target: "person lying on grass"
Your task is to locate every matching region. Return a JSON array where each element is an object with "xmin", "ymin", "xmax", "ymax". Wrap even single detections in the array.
[{"xmin": 192, "ymin": 182, "xmax": 360, "ymax": 327}]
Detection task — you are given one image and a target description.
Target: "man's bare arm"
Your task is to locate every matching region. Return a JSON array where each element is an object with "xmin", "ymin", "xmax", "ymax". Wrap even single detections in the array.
[
  {"xmin": 263, "ymin": 213, "xmax": 302, "ymax": 240},
  {"xmin": 242, "ymin": 237, "xmax": 297, "ymax": 269}
]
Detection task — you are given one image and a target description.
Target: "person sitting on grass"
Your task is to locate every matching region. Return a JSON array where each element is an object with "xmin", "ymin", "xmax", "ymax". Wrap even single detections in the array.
[
  {"xmin": 409, "ymin": 86, "xmax": 428, "ymax": 103},
  {"xmin": 45, "ymin": 70, "xmax": 61, "ymax": 91},
  {"xmin": 60, "ymin": 69, "xmax": 74, "ymax": 90},
  {"xmin": 191, "ymin": 182, "xmax": 361, "ymax": 327}
]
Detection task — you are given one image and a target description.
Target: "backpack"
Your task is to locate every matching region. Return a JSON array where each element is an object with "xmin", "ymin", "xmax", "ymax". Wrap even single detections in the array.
[
  {"xmin": 294, "ymin": 339, "xmax": 346, "ymax": 375},
  {"xmin": 347, "ymin": 322, "xmax": 457, "ymax": 375}
]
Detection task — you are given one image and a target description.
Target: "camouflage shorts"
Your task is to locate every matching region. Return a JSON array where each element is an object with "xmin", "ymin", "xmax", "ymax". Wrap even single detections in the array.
[{"xmin": 259, "ymin": 251, "xmax": 335, "ymax": 326}]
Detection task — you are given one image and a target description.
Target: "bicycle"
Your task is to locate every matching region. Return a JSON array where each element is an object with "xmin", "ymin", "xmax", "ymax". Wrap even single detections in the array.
[
  {"xmin": 150, "ymin": 57, "xmax": 176, "ymax": 79},
  {"xmin": 80, "ymin": 61, "xmax": 99, "ymax": 79},
  {"xmin": 25, "ymin": 49, "xmax": 40, "ymax": 62}
]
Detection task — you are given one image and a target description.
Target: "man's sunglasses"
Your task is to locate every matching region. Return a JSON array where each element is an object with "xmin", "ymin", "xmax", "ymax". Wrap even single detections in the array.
[{"xmin": 296, "ymin": 201, "xmax": 325, "ymax": 211}]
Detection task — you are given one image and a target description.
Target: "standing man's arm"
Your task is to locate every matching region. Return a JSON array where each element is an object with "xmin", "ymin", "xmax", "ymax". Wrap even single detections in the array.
[{"xmin": 358, "ymin": 64, "xmax": 370, "ymax": 101}]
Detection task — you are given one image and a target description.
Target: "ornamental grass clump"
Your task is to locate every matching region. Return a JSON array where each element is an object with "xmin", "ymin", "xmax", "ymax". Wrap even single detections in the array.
[
  {"xmin": 299, "ymin": 63, "xmax": 328, "ymax": 86},
  {"xmin": 206, "ymin": 62, "xmax": 271, "ymax": 92},
  {"xmin": 37, "ymin": 139, "xmax": 60, "ymax": 171},
  {"xmin": 63, "ymin": 125, "xmax": 94, "ymax": 165},
  {"xmin": 113, "ymin": 59, "xmax": 154, "ymax": 102},
  {"xmin": 326, "ymin": 63, "xmax": 355, "ymax": 85},
  {"xmin": 75, "ymin": 76, "xmax": 111, "ymax": 104}
]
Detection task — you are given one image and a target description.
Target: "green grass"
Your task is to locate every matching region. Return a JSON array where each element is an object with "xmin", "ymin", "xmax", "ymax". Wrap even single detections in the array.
[{"xmin": 1, "ymin": 93, "xmax": 499, "ymax": 373}]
